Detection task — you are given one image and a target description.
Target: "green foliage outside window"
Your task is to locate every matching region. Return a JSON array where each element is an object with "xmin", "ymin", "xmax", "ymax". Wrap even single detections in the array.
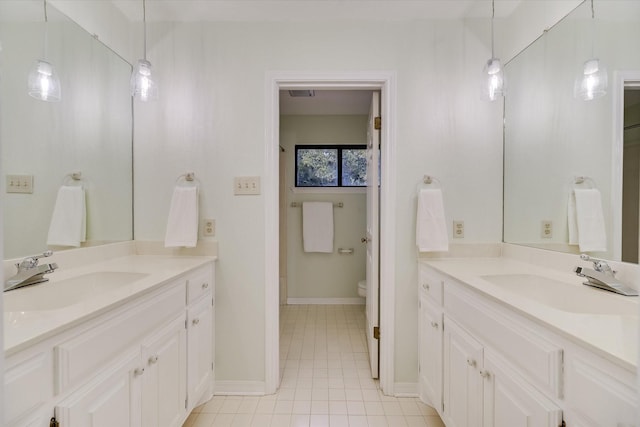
[{"xmin": 295, "ymin": 145, "xmax": 367, "ymax": 187}]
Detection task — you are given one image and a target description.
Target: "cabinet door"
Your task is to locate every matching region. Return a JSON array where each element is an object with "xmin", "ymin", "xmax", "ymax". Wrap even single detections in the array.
[
  {"xmin": 55, "ymin": 349, "xmax": 142, "ymax": 427},
  {"xmin": 482, "ymin": 350, "xmax": 561, "ymax": 427},
  {"xmin": 419, "ymin": 295, "xmax": 443, "ymax": 413},
  {"xmin": 141, "ymin": 315, "xmax": 187, "ymax": 427},
  {"xmin": 187, "ymin": 293, "xmax": 214, "ymax": 410},
  {"xmin": 443, "ymin": 316, "xmax": 483, "ymax": 427}
]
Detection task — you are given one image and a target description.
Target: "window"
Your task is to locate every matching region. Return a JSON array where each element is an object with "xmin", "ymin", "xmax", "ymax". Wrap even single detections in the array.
[{"xmin": 295, "ymin": 145, "xmax": 367, "ymax": 187}]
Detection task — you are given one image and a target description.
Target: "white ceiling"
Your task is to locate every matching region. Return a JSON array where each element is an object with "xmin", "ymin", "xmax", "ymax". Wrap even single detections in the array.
[{"xmin": 110, "ymin": 0, "xmax": 522, "ymax": 22}]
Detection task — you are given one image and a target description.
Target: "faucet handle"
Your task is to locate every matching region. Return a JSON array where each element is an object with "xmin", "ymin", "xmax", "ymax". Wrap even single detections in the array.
[
  {"xmin": 17, "ymin": 250, "xmax": 53, "ymax": 270},
  {"xmin": 579, "ymin": 254, "xmax": 614, "ymax": 274}
]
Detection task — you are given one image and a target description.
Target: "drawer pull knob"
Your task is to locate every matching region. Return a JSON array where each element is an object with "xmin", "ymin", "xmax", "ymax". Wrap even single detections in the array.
[
  {"xmin": 479, "ymin": 370, "xmax": 491, "ymax": 379},
  {"xmin": 134, "ymin": 367, "xmax": 145, "ymax": 377},
  {"xmin": 423, "ymin": 283, "xmax": 430, "ymax": 290},
  {"xmin": 148, "ymin": 355, "xmax": 159, "ymax": 364},
  {"xmin": 202, "ymin": 282, "xmax": 209, "ymax": 289},
  {"xmin": 192, "ymin": 318, "xmax": 200, "ymax": 325},
  {"xmin": 430, "ymin": 321, "xmax": 438, "ymax": 328},
  {"xmin": 466, "ymin": 358, "xmax": 476, "ymax": 368}
]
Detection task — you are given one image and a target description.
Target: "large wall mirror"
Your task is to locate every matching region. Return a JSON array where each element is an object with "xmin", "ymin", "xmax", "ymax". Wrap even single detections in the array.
[
  {"xmin": 0, "ymin": 1, "xmax": 133, "ymax": 259},
  {"xmin": 503, "ymin": 0, "xmax": 640, "ymax": 262}
]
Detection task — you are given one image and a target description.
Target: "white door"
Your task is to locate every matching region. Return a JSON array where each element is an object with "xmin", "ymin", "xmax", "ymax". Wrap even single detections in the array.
[{"xmin": 365, "ymin": 91, "xmax": 380, "ymax": 378}]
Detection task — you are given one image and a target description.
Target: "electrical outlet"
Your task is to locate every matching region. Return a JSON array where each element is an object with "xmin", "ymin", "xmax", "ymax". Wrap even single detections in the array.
[
  {"xmin": 234, "ymin": 176, "xmax": 261, "ymax": 195},
  {"xmin": 6, "ymin": 174, "xmax": 34, "ymax": 194},
  {"xmin": 203, "ymin": 219, "xmax": 215, "ymax": 236},
  {"xmin": 453, "ymin": 220, "xmax": 464, "ymax": 238},
  {"xmin": 541, "ymin": 220, "xmax": 553, "ymax": 238}
]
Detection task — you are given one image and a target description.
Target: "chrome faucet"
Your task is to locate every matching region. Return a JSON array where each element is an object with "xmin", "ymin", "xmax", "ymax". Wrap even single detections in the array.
[
  {"xmin": 4, "ymin": 250, "xmax": 58, "ymax": 292},
  {"xmin": 573, "ymin": 254, "xmax": 638, "ymax": 296}
]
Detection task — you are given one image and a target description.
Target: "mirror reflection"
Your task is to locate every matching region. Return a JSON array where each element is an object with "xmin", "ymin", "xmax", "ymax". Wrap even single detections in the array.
[
  {"xmin": 503, "ymin": 0, "xmax": 640, "ymax": 261},
  {"xmin": 0, "ymin": 2, "xmax": 133, "ymax": 259}
]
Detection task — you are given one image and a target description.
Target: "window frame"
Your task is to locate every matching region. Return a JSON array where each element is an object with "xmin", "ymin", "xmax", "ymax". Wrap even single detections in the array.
[{"xmin": 294, "ymin": 144, "xmax": 367, "ymax": 188}]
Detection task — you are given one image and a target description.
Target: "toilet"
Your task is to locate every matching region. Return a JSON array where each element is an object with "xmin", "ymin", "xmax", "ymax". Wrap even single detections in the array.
[{"xmin": 358, "ymin": 280, "xmax": 367, "ymax": 297}]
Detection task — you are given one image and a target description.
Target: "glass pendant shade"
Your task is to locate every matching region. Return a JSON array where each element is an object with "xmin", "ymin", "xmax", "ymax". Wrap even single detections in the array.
[
  {"xmin": 482, "ymin": 58, "xmax": 505, "ymax": 101},
  {"xmin": 130, "ymin": 59, "xmax": 158, "ymax": 102},
  {"xmin": 574, "ymin": 58, "xmax": 607, "ymax": 101},
  {"xmin": 27, "ymin": 59, "xmax": 61, "ymax": 102}
]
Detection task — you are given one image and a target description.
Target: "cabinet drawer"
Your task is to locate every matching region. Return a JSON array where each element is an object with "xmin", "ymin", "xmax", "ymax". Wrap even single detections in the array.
[
  {"xmin": 4, "ymin": 350, "xmax": 54, "ymax": 425},
  {"xmin": 55, "ymin": 283, "xmax": 185, "ymax": 393},
  {"xmin": 445, "ymin": 282, "xmax": 562, "ymax": 398},
  {"xmin": 187, "ymin": 264, "xmax": 214, "ymax": 303},
  {"xmin": 565, "ymin": 351, "xmax": 637, "ymax": 426},
  {"xmin": 418, "ymin": 262, "xmax": 444, "ymax": 304}
]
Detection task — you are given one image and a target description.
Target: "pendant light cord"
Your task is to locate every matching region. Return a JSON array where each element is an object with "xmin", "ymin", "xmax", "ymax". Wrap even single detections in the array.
[
  {"xmin": 143, "ymin": 0, "xmax": 147, "ymax": 61},
  {"xmin": 43, "ymin": 0, "xmax": 48, "ymax": 60},
  {"xmin": 490, "ymin": 0, "xmax": 495, "ymax": 59},
  {"xmin": 590, "ymin": 0, "xmax": 595, "ymax": 58}
]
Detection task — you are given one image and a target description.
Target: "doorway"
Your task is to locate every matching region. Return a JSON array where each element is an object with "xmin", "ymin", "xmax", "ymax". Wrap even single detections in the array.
[{"xmin": 264, "ymin": 73, "xmax": 397, "ymax": 395}]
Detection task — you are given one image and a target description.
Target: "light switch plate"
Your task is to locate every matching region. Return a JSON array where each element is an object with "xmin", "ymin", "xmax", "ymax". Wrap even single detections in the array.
[
  {"xmin": 6, "ymin": 174, "xmax": 33, "ymax": 193},
  {"xmin": 234, "ymin": 176, "xmax": 261, "ymax": 195}
]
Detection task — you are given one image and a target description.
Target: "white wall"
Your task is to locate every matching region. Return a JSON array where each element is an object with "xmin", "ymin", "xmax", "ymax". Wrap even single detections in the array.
[
  {"xmin": 31, "ymin": 1, "xmax": 583, "ymax": 390},
  {"xmin": 281, "ymin": 115, "xmax": 367, "ymax": 301},
  {"xmin": 133, "ymin": 19, "xmax": 503, "ymax": 386}
]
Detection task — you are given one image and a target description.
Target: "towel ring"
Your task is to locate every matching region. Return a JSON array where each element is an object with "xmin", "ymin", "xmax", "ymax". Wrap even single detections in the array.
[
  {"xmin": 63, "ymin": 171, "xmax": 84, "ymax": 187},
  {"xmin": 573, "ymin": 176, "xmax": 597, "ymax": 189},
  {"xmin": 175, "ymin": 172, "xmax": 200, "ymax": 188},
  {"xmin": 417, "ymin": 175, "xmax": 442, "ymax": 191}
]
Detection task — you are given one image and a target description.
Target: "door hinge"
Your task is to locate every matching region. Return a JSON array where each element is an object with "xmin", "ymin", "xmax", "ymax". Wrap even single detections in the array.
[
  {"xmin": 559, "ymin": 420, "xmax": 565, "ymax": 427},
  {"xmin": 373, "ymin": 326, "xmax": 380, "ymax": 340},
  {"xmin": 185, "ymin": 397, "xmax": 188, "ymax": 409},
  {"xmin": 185, "ymin": 319, "xmax": 188, "ymax": 329},
  {"xmin": 374, "ymin": 116, "xmax": 381, "ymax": 130},
  {"xmin": 50, "ymin": 417, "xmax": 60, "ymax": 427}
]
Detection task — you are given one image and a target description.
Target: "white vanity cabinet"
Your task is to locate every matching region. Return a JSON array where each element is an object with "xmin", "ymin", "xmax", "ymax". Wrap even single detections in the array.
[
  {"xmin": 419, "ymin": 260, "xmax": 637, "ymax": 427},
  {"xmin": 417, "ymin": 263, "xmax": 444, "ymax": 411},
  {"xmin": 442, "ymin": 315, "xmax": 483, "ymax": 427},
  {"xmin": 563, "ymin": 348, "xmax": 637, "ymax": 426},
  {"xmin": 186, "ymin": 268, "xmax": 214, "ymax": 411},
  {"xmin": 3, "ymin": 260, "xmax": 215, "ymax": 427},
  {"xmin": 141, "ymin": 314, "xmax": 188, "ymax": 427}
]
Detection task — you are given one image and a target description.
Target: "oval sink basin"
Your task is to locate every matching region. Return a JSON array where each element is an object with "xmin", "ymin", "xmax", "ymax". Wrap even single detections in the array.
[
  {"xmin": 4, "ymin": 271, "xmax": 148, "ymax": 312},
  {"xmin": 480, "ymin": 274, "xmax": 638, "ymax": 316}
]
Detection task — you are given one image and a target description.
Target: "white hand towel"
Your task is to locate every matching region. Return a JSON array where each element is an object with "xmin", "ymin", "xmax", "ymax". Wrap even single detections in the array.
[
  {"xmin": 47, "ymin": 185, "xmax": 86, "ymax": 247},
  {"xmin": 416, "ymin": 188, "xmax": 449, "ymax": 252},
  {"xmin": 164, "ymin": 186, "xmax": 199, "ymax": 248},
  {"xmin": 567, "ymin": 191, "xmax": 579, "ymax": 245},
  {"xmin": 572, "ymin": 189, "xmax": 607, "ymax": 252},
  {"xmin": 302, "ymin": 202, "xmax": 334, "ymax": 253}
]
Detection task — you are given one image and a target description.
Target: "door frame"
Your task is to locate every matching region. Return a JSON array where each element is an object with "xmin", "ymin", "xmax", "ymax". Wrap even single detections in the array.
[{"xmin": 264, "ymin": 71, "xmax": 397, "ymax": 395}]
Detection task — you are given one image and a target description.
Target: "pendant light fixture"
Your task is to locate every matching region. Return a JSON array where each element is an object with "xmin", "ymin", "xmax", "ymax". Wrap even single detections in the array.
[
  {"xmin": 481, "ymin": 0, "xmax": 505, "ymax": 102},
  {"xmin": 574, "ymin": 0, "xmax": 607, "ymax": 101},
  {"xmin": 130, "ymin": 0, "xmax": 158, "ymax": 101},
  {"xmin": 27, "ymin": 0, "xmax": 61, "ymax": 102}
]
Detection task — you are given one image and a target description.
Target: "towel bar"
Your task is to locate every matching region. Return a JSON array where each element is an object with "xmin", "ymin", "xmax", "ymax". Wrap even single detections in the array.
[{"xmin": 290, "ymin": 202, "xmax": 343, "ymax": 208}]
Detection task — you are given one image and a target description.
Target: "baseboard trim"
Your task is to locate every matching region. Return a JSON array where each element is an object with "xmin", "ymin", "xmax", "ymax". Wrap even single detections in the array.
[
  {"xmin": 287, "ymin": 297, "xmax": 365, "ymax": 305},
  {"xmin": 393, "ymin": 382, "xmax": 419, "ymax": 398},
  {"xmin": 214, "ymin": 381, "xmax": 267, "ymax": 396}
]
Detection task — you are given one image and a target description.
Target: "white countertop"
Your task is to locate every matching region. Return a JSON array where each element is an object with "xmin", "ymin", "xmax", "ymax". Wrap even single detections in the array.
[
  {"xmin": 423, "ymin": 257, "xmax": 638, "ymax": 371},
  {"xmin": 3, "ymin": 254, "xmax": 215, "ymax": 355}
]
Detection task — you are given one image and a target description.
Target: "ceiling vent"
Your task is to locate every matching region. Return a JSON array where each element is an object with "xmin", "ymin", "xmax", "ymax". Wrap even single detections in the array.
[{"xmin": 288, "ymin": 90, "xmax": 315, "ymax": 97}]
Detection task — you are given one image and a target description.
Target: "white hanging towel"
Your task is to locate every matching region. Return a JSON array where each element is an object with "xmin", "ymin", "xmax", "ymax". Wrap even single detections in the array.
[
  {"xmin": 569, "ymin": 188, "xmax": 607, "ymax": 252},
  {"xmin": 47, "ymin": 185, "xmax": 86, "ymax": 247},
  {"xmin": 164, "ymin": 186, "xmax": 199, "ymax": 248},
  {"xmin": 567, "ymin": 191, "xmax": 579, "ymax": 245},
  {"xmin": 302, "ymin": 202, "xmax": 334, "ymax": 253},
  {"xmin": 416, "ymin": 188, "xmax": 449, "ymax": 252}
]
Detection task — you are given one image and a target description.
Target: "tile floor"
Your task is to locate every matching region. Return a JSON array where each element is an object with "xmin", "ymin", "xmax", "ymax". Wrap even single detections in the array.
[{"xmin": 183, "ymin": 304, "xmax": 445, "ymax": 427}]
